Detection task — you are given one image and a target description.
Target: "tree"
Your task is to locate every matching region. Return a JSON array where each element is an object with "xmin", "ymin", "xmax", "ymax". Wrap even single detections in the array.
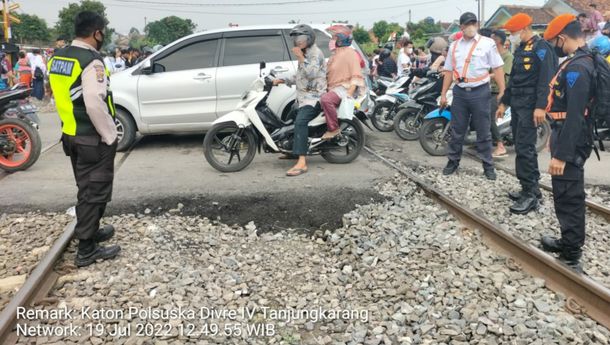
[
  {"xmin": 12, "ymin": 14, "xmax": 51, "ymax": 44},
  {"xmin": 352, "ymin": 24, "xmax": 370, "ymax": 44},
  {"xmin": 407, "ymin": 19, "xmax": 442, "ymax": 44},
  {"xmin": 55, "ymin": 0, "xmax": 113, "ymax": 44},
  {"xmin": 145, "ymin": 16, "xmax": 196, "ymax": 45},
  {"xmin": 372, "ymin": 21, "xmax": 389, "ymax": 42}
]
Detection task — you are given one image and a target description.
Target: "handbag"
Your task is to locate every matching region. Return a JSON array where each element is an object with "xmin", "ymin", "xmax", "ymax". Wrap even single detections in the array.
[{"xmin": 338, "ymin": 97, "xmax": 355, "ymax": 120}]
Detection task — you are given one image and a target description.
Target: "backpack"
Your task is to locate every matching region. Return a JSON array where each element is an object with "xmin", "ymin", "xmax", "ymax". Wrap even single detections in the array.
[
  {"xmin": 34, "ymin": 66, "xmax": 44, "ymax": 80},
  {"xmin": 585, "ymin": 52, "xmax": 610, "ymax": 152}
]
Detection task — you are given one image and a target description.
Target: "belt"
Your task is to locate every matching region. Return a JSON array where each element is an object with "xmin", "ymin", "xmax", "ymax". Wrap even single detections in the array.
[
  {"xmin": 455, "ymin": 82, "xmax": 489, "ymax": 92},
  {"xmin": 510, "ymin": 87, "xmax": 536, "ymax": 95}
]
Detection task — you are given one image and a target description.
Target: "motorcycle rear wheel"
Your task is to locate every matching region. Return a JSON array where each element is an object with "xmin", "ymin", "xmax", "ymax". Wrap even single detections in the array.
[
  {"xmin": 394, "ymin": 107, "xmax": 423, "ymax": 141},
  {"xmin": 321, "ymin": 119, "xmax": 365, "ymax": 164},
  {"xmin": 203, "ymin": 123, "xmax": 257, "ymax": 172},
  {"xmin": 419, "ymin": 118, "xmax": 449, "ymax": 156},
  {"xmin": 370, "ymin": 101, "xmax": 395, "ymax": 132},
  {"xmin": 0, "ymin": 118, "xmax": 41, "ymax": 172}
]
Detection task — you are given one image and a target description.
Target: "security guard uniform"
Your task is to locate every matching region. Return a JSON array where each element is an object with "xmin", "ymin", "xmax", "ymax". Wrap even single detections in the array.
[
  {"xmin": 501, "ymin": 34, "xmax": 557, "ymax": 212},
  {"xmin": 49, "ymin": 40, "xmax": 120, "ymax": 267},
  {"xmin": 542, "ymin": 47, "xmax": 594, "ymax": 270}
]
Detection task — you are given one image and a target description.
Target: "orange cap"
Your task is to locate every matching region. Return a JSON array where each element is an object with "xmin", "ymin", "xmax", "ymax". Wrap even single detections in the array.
[
  {"xmin": 503, "ymin": 13, "xmax": 533, "ymax": 32},
  {"xmin": 544, "ymin": 14, "xmax": 576, "ymax": 40}
]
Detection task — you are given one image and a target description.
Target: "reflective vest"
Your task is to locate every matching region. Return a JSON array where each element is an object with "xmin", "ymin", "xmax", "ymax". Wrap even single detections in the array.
[{"xmin": 48, "ymin": 46, "xmax": 115, "ymax": 137}]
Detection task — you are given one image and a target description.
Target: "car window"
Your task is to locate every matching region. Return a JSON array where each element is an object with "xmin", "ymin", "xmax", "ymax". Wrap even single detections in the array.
[
  {"xmin": 284, "ymin": 29, "xmax": 332, "ymax": 59},
  {"xmin": 155, "ymin": 39, "xmax": 218, "ymax": 72},
  {"xmin": 222, "ymin": 35, "xmax": 289, "ymax": 66}
]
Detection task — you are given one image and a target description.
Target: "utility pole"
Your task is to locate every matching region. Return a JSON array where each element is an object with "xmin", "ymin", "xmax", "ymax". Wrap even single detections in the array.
[
  {"xmin": 408, "ymin": 9, "xmax": 412, "ymax": 24},
  {"xmin": 481, "ymin": 0, "xmax": 485, "ymax": 26},
  {"xmin": 476, "ymin": 0, "xmax": 480, "ymax": 22},
  {"xmin": 144, "ymin": 16, "xmax": 147, "ymax": 29}
]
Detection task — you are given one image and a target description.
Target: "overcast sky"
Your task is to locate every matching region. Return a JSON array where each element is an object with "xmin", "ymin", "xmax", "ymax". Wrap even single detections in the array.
[{"xmin": 15, "ymin": 0, "xmax": 545, "ymax": 34}]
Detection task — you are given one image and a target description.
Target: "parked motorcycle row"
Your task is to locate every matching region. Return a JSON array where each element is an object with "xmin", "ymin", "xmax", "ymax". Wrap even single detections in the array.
[{"xmin": 368, "ymin": 69, "xmax": 553, "ymax": 157}]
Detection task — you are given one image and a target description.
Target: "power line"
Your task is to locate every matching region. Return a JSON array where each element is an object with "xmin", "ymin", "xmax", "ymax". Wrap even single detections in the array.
[
  {"xmin": 104, "ymin": 0, "xmax": 449, "ymax": 16},
  {"xmin": 111, "ymin": 0, "xmax": 337, "ymax": 6}
]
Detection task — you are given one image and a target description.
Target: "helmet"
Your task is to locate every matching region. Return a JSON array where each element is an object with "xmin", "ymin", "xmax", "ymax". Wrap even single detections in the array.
[
  {"xmin": 590, "ymin": 35, "xmax": 610, "ymax": 56},
  {"xmin": 290, "ymin": 24, "xmax": 315, "ymax": 48},
  {"xmin": 379, "ymin": 49, "xmax": 392, "ymax": 61},
  {"xmin": 383, "ymin": 42, "xmax": 394, "ymax": 50},
  {"xmin": 327, "ymin": 24, "xmax": 353, "ymax": 47}
]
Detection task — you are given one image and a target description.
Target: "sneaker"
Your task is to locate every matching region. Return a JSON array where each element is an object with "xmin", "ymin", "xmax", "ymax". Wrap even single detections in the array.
[
  {"xmin": 443, "ymin": 160, "xmax": 459, "ymax": 175},
  {"xmin": 484, "ymin": 167, "xmax": 497, "ymax": 180}
]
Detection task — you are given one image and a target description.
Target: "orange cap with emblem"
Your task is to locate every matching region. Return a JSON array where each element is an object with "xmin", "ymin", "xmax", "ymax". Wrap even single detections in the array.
[
  {"xmin": 503, "ymin": 13, "xmax": 533, "ymax": 32},
  {"xmin": 544, "ymin": 14, "xmax": 576, "ymax": 40}
]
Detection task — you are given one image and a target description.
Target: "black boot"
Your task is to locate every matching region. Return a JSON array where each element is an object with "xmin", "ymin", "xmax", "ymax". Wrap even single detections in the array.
[
  {"xmin": 75, "ymin": 242, "xmax": 121, "ymax": 268},
  {"xmin": 540, "ymin": 235, "xmax": 563, "ymax": 253},
  {"xmin": 484, "ymin": 167, "xmax": 497, "ymax": 180},
  {"xmin": 443, "ymin": 160, "xmax": 459, "ymax": 175},
  {"xmin": 508, "ymin": 189, "xmax": 543, "ymax": 202},
  {"xmin": 559, "ymin": 247, "xmax": 583, "ymax": 273},
  {"xmin": 92, "ymin": 225, "xmax": 115, "ymax": 243},
  {"xmin": 509, "ymin": 194, "xmax": 539, "ymax": 215}
]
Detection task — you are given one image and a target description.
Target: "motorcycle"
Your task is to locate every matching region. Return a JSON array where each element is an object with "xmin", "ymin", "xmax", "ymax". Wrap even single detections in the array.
[
  {"xmin": 370, "ymin": 75, "xmax": 412, "ymax": 132},
  {"xmin": 418, "ymin": 90, "xmax": 551, "ymax": 156},
  {"xmin": 203, "ymin": 62, "xmax": 368, "ymax": 173},
  {"xmin": 0, "ymin": 84, "xmax": 42, "ymax": 172},
  {"xmin": 393, "ymin": 71, "xmax": 444, "ymax": 140}
]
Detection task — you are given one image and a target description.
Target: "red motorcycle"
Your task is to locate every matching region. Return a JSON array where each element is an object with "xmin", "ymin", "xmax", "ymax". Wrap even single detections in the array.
[{"xmin": 0, "ymin": 85, "xmax": 41, "ymax": 172}]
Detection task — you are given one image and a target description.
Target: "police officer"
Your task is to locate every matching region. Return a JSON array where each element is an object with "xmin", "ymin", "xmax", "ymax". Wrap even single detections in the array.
[
  {"xmin": 49, "ymin": 11, "xmax": 120, "ymax": 268},
  {"xmin": 496, "ymin": 13, "xmax": 558, "ymax": 214},
  {"xmin": 441, "ymin": 12, "xmax": 506, "ymax": 180},
  {"xmin": 540, "ymin": 14, "xmax": 595, "ymax": 272}
]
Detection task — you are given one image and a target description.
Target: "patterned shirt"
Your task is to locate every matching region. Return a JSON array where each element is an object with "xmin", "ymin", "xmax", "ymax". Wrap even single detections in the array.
[{"xmin": 284, "ymin": 44, "xmax": 327, "ymax": 108}]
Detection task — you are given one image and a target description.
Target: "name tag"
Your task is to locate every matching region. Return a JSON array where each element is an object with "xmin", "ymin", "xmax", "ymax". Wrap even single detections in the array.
[{"xmin": 50, "ymin": 59, "xmax": 75, "ymax": 76}]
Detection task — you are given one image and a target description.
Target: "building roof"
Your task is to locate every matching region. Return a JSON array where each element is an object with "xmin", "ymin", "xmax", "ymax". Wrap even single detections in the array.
[
  {"xmin": 562, "ymin": 0, "xmax": 610, "ymax": 14},
  {"xmin": 502, "ymin": 5, "xmax": 556, "ymax": 24}
]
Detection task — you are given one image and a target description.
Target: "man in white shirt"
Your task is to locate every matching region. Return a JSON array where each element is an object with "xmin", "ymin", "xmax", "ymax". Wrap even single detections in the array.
[
  {"xmin": 440, "ymin": 12, "xmax": 506, "ymax": 180},
  {"xmin": 396, "ymin": 37, "xmax": 413, "ymax": 78},
  {"xmin": 30, "ymin": 49, "xmax": 47, "ymax": 100}
]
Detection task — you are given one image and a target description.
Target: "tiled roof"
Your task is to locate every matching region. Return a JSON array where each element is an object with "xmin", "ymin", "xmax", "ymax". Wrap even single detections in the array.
[
  {"xmin": 503, "ymin": 5, "xmax": 556, "ymax": 24},
  {"xmin": 562, "ymin": 0, "xmax": 610, "ymax": 14}
]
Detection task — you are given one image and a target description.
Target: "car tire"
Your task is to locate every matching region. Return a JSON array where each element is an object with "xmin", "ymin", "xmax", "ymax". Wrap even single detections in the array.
[{"xmin": 114, "ymin": 109, "xmax": 137, "ymax": 152}]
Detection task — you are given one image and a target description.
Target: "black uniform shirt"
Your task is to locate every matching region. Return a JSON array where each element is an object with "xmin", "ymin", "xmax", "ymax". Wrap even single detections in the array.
[
  {"xmin": 547, "ymin": 47, "xmax": 595, "ymax": 174},
  {"xmin": 502, "ymin": 35, "xmax": 558, "ymax": 109}
]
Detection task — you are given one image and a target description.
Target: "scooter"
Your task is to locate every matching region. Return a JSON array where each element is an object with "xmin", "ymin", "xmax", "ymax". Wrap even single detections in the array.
[
  {"xmin": 0, "ymin": 84, "xmax": 42, "ymax": 172},
  {"xmin": 203, "ymin": 62, "xmax": 368, "ymax": 172},
  {"xmin": 393, "ymin": 71, "xmax": 443, "ymax": 140},
  {"xmin": 418, "ymin": 90, "xmax": 551, "ymax": 156},
  {"xmin": 370, "ymin": 75, "xmax": 411, "ymax": 132}
]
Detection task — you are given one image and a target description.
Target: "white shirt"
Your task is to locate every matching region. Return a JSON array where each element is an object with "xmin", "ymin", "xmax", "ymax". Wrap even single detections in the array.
[
  {"xmin": 397, "ymin": 48, "xmax": 411, "ymax": 78},
  {"xmin": 445, "ymin": 34, "xmax": 504, "ymax": 88},
  {"xmin": 30, "ymin": 54, "xmax": 47, "ymax": 75}
]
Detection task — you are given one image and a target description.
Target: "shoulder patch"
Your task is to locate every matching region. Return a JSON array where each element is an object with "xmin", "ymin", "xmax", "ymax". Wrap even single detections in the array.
[
  {"xmin": 566, "ymin": 71, "xmax": 580, "ymax": 88},
  {"xmin": 536, "ymin": 49, "xmax": 546, "ymax": 61},
  {"xmin": 94, "ymin": 65, "xmax": 105, "ymax": 83}
]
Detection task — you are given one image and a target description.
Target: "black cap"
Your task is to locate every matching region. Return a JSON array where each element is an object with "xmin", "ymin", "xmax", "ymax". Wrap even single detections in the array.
[
  {"xmin": 492, "ymin": 29, "xmax": 507, "ymax": 44},
  {"xmin": 459, "ymin": 12, "xmax": 478, "ymax": 25}
]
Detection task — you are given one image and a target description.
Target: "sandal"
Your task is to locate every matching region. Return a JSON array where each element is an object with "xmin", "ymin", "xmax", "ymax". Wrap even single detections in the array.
[
  {"xmin": 286, "ymin": 168, "xmax": 308, "ymax": 177},
  {"xmin": 321, "ymin": 129, "xmax": 341, "ymax": 140}
]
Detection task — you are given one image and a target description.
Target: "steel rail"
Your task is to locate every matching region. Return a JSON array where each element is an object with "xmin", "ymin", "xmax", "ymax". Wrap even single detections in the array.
[
  {"xmin": 463, "ymin": 150, "xmax": 610, "ymax": 221},
  {"xmin": 365, "ymin": 146, "xmax": 610, "ymax": 330}
]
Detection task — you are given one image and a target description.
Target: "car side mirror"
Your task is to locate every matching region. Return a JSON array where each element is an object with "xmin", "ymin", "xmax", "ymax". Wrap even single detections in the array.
[
  {"xmin": 152, "ymin": 63, "xmax": 166, "ymax": 73},
  {"xmin": 141, "ymin": 59, "xmax": 152, "ymax": 75}
]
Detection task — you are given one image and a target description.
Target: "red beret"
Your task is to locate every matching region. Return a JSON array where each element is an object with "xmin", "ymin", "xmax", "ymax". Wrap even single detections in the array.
[
  {"xmin": 503, "ymin": 13, "xmax": 533, "ymax": 32},
  {"xmin": 544, "ymin": 14, "xmax": 576, "ymax": 40}
]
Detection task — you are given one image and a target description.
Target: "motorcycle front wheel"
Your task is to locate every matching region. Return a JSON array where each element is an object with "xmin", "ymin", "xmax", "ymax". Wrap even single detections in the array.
[
  {"xmin": 394, "ymin": 107, "xmax": 423, "ymax": 141},
  {"xmin": 419, "ymin": 118, "xmax": 449, "ymax": 156},
  {"xmin": 0, "ymin": 118, "xmax": 41, "ymax": 172},
  {"xmin": 370, "ymin": 101, "xmax": 395, "ymax": 132},
  {"xmin": 203, "ymin": 123, "xmax": 257, "ymax": 172},
  {"xmin": 321, "ymin": 119, "xmax": 365, "ymax": 164},
  {"xmin": 535, "ymin": 120, "xmax": 551, "ymax": 152}
]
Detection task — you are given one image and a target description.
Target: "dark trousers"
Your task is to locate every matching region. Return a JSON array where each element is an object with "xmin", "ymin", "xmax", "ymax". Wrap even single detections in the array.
[
  {"xmin": 62, "ymin": 134, "xmax": 117, "ymax": 245},
  {"xmin": 32, "ymin": 79, "xmax": 44, "ymax": 100},
  {"xmin": 490, "ymin": 93, "xmax": 501, "ymax": 143},
  {"xmin": 447, "ymin": 84, "xmax": 493, "ymax": 166},
  {"xmin": 293, "ymin": 105, "xmax": 319, "ymax": 156},
  {"xmin": 511, "ymin": 105, "xmax": 540, "ymax": 194},
  {"xmin": 552, "ymin": 165, "xmax": 586, "ymax": 250}
]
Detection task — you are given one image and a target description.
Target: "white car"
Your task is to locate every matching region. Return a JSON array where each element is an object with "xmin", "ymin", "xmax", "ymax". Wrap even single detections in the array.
[{"xmin": 110, "ymin": 24, "xmax": 370, "ymax": 151}]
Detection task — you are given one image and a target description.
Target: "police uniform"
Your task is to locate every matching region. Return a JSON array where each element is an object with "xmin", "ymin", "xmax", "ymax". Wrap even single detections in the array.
[
  {"xmin": 544, "ymin": 47, "xmax": 594, "ymax": 264},
  {"xmin": 444, "ymin": 33, "xmax": 504, "ymax": 174},
  {"xmin": 49, "ymin": 40, "xmax": 119, "ymax": 266},
  {"xmin": 501, "ymin": 35, "xmax": 557, "ymax": 206}
]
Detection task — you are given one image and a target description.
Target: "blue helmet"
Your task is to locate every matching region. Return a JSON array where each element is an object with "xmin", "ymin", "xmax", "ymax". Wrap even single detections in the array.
[{"xmin": 589, "ymin": 35, "xmax": 610, "ymax": 55}]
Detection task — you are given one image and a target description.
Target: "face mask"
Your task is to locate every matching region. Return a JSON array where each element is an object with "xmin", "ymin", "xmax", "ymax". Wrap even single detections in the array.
[
  {"xmin": 406, "ymin": 48, "xmax": 413, "ymax": 54},
  {"xmin": 554, "ymin": 37, "xmax": 567, "ymax": 57},
  {"xmin": 463, "ymin": 25, "xmax": 477, "ymax": 38},
  {"xmin": 94, "ymin": 30, "xmax": 104, "ymax": 51},
  {"xmin": 329, "ymin": 39, "xmax": 336, "ymax": 51},
  {"xmin": 509, "ymin": 32, "xmax": 521, "ymax": 46}
]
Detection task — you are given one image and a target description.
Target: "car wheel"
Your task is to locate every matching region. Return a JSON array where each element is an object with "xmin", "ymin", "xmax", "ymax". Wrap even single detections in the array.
[{"xmin": 114, "ymin": 109, "xmax": 137, "ymax": 152}]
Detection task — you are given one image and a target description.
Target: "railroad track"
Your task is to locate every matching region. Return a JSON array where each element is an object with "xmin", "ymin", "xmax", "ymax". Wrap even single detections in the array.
[
  {"xmin": 463, "ymin": 150, "xmax": 610, "ymax": 221},
  {"xmin": 363, "ymin": 146, "xmax": 610, "ymax": 330},
  {"xmin": 0, "ymin": 137, "xmax": 140, "ymax": 344}
]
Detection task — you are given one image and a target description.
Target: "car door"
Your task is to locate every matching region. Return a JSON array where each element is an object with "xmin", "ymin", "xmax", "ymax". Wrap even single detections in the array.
[
  {"xmin": 137, "ymin": 34, "xmax": 220, "ymax": 128},
  {"xmin": 215, "ymin": 30, "xmax": 296, "ymax": 116}
]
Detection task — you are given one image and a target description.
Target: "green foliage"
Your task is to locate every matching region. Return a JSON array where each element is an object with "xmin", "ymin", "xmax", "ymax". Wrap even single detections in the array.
[
  {"xmin": 352, "ymin": 24, "xmax": 370, "ymax": 44},
  {"xmin": 371, "ymin": 21, "xmax": 405, "ymax": 45},
  {"xmin": 55, "ymin": 0, "xmax": 112, "ymax": 44},
  {"xmin": 145, "ymin": 16, "xmax": 196, "ymax": 45},
  {"xmin": 359, "ymin": 41, "xmax": 378, "ymax": 56},
  {"xmin": 407, "ymin": 19, "xmax": 443, "ymax": 43},
  {"xmin": 12, "ymin": 14, "xmax": 51, "ymax": 43},
  {"xmin": 372, "ymin": 21, "xmax": 389, "ymax": 42}
]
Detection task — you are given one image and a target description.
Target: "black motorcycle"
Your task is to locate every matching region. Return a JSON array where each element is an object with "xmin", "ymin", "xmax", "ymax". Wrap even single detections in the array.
[
  {"xmin": 0, "ymin": 85, "xmax": 42, "ymax": 172},
  {"xmin": 393, "ymin": 71, "xmax": 444, "ymax": 140}
]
